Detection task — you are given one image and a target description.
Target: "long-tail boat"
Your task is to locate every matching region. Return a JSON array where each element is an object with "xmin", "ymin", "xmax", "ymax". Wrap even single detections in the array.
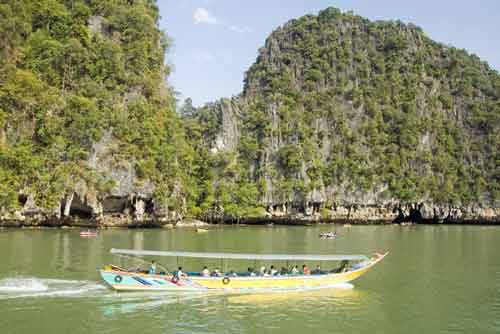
[{"xmin": 100, "ymin": 248, "xmax": 388, "ymax": 291}]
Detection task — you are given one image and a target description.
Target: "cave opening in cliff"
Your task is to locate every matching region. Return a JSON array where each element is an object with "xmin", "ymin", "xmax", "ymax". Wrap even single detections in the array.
[
  {"xmin": 68, "ymin": 195, "xmax": 93, "ymax": 219},
  {"xmin": 17, "ymin": 195, "xmax": 28, "ymax": 207},
  {"xmin": 145, "ymin": 199, "xmax": 154, "ymax": 214},
  {"xmin": 102, "ymin": 196, "xmax": 128, "ymax": 214}
]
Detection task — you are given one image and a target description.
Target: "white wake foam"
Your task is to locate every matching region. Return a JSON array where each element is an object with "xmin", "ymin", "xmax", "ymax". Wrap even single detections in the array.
[
  {"xmin": 0, "ymin": 277, "xmax": 48, "ymax": 292},
  {"xmin": 0, "ymin": 276, "xmax": 107, "ymax": 299}
]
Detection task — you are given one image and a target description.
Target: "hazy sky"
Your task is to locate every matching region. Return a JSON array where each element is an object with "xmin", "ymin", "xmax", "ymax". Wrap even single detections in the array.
[{"xmin": 158, "ymin": 0, "xmax": 500, "ymax": 106}]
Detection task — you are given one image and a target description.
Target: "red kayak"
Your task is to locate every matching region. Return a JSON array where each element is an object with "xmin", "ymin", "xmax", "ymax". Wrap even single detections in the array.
[{"xmin": 80, "ymin": 230, "xmax": 98, "ymax": 237}]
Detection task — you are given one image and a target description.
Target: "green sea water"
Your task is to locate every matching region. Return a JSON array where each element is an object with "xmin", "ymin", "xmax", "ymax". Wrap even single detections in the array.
[{"xmin": 0, "ymin": 225, "xmax": 499, "ymax": 334}]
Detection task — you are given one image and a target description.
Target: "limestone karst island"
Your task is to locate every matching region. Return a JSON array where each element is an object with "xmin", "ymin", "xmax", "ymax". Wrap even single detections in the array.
[
  {"xmin": 1, "ymin": 4, "xmax": 498, "ymax": 227},
  {"xmin": 0, "ymin": 1, "xmax": 499, "ymax": 334}
]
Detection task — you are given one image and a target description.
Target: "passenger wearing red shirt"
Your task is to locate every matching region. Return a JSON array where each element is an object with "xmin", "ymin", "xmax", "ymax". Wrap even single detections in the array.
[{"xmin": 302, "ymin": 264, "xmax": 311, "ymax": 275}]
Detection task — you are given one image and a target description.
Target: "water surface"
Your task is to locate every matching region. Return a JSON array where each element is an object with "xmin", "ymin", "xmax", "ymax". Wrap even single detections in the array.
[{"xmin": 0, "ymin": 225, "xmax": 499, "ymax": 334}]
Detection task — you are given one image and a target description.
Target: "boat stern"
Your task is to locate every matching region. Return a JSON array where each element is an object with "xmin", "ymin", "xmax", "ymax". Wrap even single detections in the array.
[{"xmin": 99, "ymin": 268, "xmax": 203, "ymax": 291}]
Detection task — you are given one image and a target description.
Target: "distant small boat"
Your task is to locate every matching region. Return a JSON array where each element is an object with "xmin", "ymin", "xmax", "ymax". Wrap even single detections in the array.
[
  {"xmin": 319, "ymin": 232, "xmax": 337, "ymax": 238},
  {"xmin": 80, "ymin": 230, "xmax": 98, "ymax": 237},
  {"xmin": 196, "ymin": 228, "xmax": 209, "ymax": 233},
  {"xmin": 343, "ymin": 224, "xmax": 352, "ymax": 228}
]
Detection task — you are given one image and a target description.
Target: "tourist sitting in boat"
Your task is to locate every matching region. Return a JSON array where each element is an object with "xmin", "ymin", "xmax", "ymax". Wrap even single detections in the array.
[
  {"xmin": 211, "ymin": 269, "xmax": 222, "ymax": 277},
  {"xmin": 247, "ymin": 267, "xmax": 256, "ymax": 276},
  {"xmin": 302, "ymin": 264, "xmax": 311, "ymax": 275},
  {"xmin": 202, "ymin": 266, "xmax": 210, "ymax": 277},
  {"xmin": 260, "ymin": 266, "xmax": 267, "ymax": 276},
  {"xmin": 312, "ymin": 265, "xmax": 324, "ymax": 275},
  {"xmin": 291, "ymin": 265, "xmax": 299, "ymax": 275},
  {"xmin": 229, "ymin": 270, "xmax": 238, "ymax": 277},
  {"xmin": 269, "ymin": 265, "xmax": 278, "ymax": 276},
  {"xmin": 332, "ymin": 260, "xmax": 349, "ymax": 273},
  {"xmin": 175, "ymin": 266, "xmax": 187, "ymax": 278},
  {"xmin": 280, "ymin": 267, "xmax": 288, "ymax": 275},
  {"xmin": 149, "ymin": 260, "xmax": 157, "ymax": 275}
]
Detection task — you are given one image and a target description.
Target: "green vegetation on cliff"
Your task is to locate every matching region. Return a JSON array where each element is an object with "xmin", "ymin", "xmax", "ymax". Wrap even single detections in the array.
[
  {"xmin": 187, "ymin": 7, "xmax": 499, "ymax": 219},
  {"xmin": 0, "ymin": 4, "xmax": 498, "ymax": 221},
  {"xmin": 0, "ymin": 0, "xmax": 193, "ymax": 213}
]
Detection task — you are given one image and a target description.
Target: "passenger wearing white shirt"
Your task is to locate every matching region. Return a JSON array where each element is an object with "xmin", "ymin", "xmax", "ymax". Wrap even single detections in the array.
[{"xmin": 269, "ymin": 265, "xmax": 278, "ymax": 276}]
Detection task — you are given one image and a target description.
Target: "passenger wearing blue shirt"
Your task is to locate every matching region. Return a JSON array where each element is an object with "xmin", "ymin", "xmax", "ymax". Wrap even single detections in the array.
[{"xmin": 312, "ymin": 265, "xmax": 324, "ymax": 275}]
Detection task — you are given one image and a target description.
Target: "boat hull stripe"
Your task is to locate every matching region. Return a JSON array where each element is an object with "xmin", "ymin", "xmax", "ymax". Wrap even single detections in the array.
[{"xmin": 132, "ymin": 276, "xmax": 152, "ymax": 285}]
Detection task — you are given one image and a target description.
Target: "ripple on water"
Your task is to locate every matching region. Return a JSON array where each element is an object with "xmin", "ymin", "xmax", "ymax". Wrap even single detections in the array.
[{"xmin": 93, "ymin": 284, "xmax": 373, "ymax": 333}]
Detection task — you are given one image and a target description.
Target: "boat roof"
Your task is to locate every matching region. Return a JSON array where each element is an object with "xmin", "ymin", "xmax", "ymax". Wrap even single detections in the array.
[{"xmin": 110, "ymin": 248, "xmax": 369, "ymax": 261}]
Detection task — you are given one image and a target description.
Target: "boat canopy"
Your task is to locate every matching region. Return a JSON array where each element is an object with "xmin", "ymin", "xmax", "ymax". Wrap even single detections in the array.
[{"xmin": 110, "ymin": 248, "xmax": 369, "ymax": 261}]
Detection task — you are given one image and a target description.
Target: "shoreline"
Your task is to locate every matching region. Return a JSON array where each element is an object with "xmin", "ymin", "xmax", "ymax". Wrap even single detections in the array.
[
  {"xmin": 3, "ymin": 200, "xmax": 498, "ymax": 229},
  {"xmin": 1, "ymin": 217, "xmax": 498, "ymax": 229}
]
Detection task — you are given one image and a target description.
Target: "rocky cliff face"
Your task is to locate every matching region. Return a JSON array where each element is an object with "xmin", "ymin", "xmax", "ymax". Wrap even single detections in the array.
[
  {"xmin": 187, "ymin": 7, "xmax": 499, "ymax": 223},
  {"xmin": 0, "ymin": 0, "xmax": 189, "ymax": 227}
]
